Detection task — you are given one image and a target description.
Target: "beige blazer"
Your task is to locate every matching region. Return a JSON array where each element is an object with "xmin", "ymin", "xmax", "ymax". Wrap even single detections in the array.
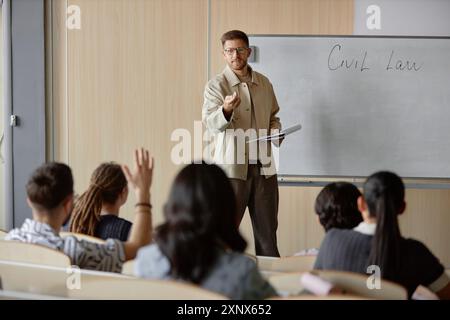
[{"xmin": 202, "ymin": 65, "xmax": 282, "ymax": 180}]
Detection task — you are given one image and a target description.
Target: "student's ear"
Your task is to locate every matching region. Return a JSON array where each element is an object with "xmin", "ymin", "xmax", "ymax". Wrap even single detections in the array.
[
  {"xmin": 63, "ymin": 194, "xmax": 74, "ymax": 213},
  {"xmin": 357, "ymin": 195, "xmax": 367, "ymax": 214},
  {"xmin": 123, "ymin": 185, "xmax": 129, "ymax": 196},
  {"xmin": 398, "ymin": 201, "xmax": 407, "ymax": 215},
  {"xmin": 26, "ymin": 197, "xmax": 34, "ymax": 209},
  {"xmin": 120, "ymin": 186, "xmax": 129, "ymax": 205}
]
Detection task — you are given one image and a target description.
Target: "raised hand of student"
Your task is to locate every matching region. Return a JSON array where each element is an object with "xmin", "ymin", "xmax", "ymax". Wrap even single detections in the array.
[
  {"xmin": 122, "ymin": 148, "xmax": 154, "ymax": 260},
  {"xmin": 122, "ymin": 148, "xmax": 153, "ymax": 203}
]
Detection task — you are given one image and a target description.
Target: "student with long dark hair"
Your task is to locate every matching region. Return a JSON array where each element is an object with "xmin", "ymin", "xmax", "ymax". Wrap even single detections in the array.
[
  {"xmin": 314, "ymin": 171, "xmax": 450, "ymax": 299},
  {"xmin": 134, "ymin": 163, "xmax": 277, "ymax": 299},
  {"xmin": 70, "ymin": 162, "xmax": 132, "ymax": 241}
]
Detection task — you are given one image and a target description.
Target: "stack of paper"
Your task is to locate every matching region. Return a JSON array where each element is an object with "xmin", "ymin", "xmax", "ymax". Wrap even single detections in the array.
[{"xmin": 247, "ymin": 123, "xmax": 302, "ymax": 143}]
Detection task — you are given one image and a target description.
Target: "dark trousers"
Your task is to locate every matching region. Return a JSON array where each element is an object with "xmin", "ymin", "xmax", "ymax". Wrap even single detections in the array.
[{"xmin": 230, "ymin": 164, "xmax": 280, "ymax": 257}]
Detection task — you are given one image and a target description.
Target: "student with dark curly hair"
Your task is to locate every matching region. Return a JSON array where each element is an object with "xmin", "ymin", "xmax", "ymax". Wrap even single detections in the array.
[
  {"xmin": 294, "ymin": 182, "xmax": 362, "ymax": 256},
  {"xmin": 315, "ymin": 182, "xmax": 363, "ymax": 232}
]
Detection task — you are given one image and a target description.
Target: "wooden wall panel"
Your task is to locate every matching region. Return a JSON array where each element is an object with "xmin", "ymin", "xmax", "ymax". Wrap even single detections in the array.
[
  {"xmin": 62, "ymin": 0, "xmax": 207, "ymax": 227},
  {"xmin": 210, "ymin": 0, "xmax": 354, "ymax": 76},
  {"xmin": 278, "ymin": 186, "xmax": 324, "ymax": 255},
  {"xmin": 49, "ymin": 0, "xmax": 68, "ymax": 163},
  {"xmin": 402, "ymin": 189, "xmax": 450, "ymax": 266},
  {"xmin": 0, "ymin": 6, "xmax": 4, "ymax": 229}
]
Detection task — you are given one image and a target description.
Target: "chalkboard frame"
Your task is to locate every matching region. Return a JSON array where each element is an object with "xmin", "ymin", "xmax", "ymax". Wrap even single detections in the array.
[{"xmin": 248, "ymin": 34, "xmax": 450, "ymax": 189}]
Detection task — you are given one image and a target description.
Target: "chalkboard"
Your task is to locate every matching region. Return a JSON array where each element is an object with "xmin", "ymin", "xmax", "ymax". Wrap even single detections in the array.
[{"xmin": 249, "ymin": 35, "xmax": 450, "ymax": 178}]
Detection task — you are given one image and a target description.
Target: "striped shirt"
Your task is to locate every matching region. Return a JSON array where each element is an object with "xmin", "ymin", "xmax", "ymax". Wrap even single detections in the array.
[{"xmin": 5, "ymin": 219, "xmax": 125, "ymax": 273}]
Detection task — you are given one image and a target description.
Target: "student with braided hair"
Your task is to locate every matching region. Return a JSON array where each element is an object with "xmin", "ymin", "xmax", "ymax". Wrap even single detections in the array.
[
  {"xmin": 6, "ymin": 148, "xmax": 154, "ymax": 273},
  {"xmin": 70, "ymin": 163, "xmax": 132, "ymax": 241}
]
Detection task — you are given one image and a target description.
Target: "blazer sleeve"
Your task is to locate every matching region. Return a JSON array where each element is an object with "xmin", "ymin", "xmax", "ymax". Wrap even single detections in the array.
[{"xmin": 202, "ymin": 81, "xmax": 234, "ymax": 133}]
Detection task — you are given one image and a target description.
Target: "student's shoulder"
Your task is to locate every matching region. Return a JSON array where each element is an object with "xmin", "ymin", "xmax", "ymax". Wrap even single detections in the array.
[
  {"xmin": 401, "ymin": 237, "xmax": 426, "ymax": 248},
  {"xmin": 100, "ymin": 214, "xmax": 129, "ymax": 223},
  {"xmin": 99, "ymin": 215, "xmax": 131, "ymax": 229},
  {"xmin": 61, "ymin": 235, "xmax": 87, "ymax": 255},
  {"xmin": 401, "ymin": 237, "xmax": 445, "ymax": 269},
  {"xmin": 401, "ymin": 237, "xmax": 445, "ymax": 279},
  {"xmin": 322, "ymin": 228, "xmax": 343, "ymax": 243},
  {"xmin": 115, "ymin": 216, "xmax": 132, "ymax": 227},
  {"xmin": 211, "ymin": 252, "xmax": 264, "ymax": 289},
  {"xmin": 3, "ymin": 228, "xmax": 21, "ymax": 240},
  {"xmin": 136, "ymin": 243, "xmax": 163, "ymax": 260},
  {"xmin": 135, "ymin": 243, "xmax": 170, "ymax": 278},
  {"xmin": 218, "ymin": 251, "xmax": 256, "ymax": 271},
  {"xmin": 401, "ymin": 237, "xmax": 437, "ymax": 256},
  {"xmin": 326, "ymin": 227, "xmax": 362, "ymax": 238},
  {"xmin": 324, "ymin": 228, "xmax": 371, "ymax": 245},
  {"xmin": 64, "ymin": 235, "xmax": 122, "ymax": 252}
]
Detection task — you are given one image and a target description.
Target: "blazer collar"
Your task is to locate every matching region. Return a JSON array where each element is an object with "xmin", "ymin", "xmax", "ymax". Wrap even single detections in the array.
[{"xmin": 223, "ymin": 64, "xmax": 259, "ymax": 87}]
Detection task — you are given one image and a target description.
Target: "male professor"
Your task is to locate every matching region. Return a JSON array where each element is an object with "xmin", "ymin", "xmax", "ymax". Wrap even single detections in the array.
[{"xmin": 202, "ymin": 30, "xmax": 283, "ymax": 256}]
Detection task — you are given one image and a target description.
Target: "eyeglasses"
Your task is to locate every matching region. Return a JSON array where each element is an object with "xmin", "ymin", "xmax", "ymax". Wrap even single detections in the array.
[{"xmin": 223, "ymin": 47, "xmax": 249, "ymax": 56}]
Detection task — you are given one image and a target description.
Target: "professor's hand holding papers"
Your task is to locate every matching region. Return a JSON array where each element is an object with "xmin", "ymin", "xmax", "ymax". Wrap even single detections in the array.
[{"xmin": 247, "ymin": 123, "xmax": 302, "ymax": 144}]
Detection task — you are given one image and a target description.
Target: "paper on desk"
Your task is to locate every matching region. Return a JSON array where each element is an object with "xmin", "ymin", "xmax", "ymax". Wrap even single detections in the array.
[{"xmin": 247, "ymin": 123, "xmax": 302, "ymax": 143}]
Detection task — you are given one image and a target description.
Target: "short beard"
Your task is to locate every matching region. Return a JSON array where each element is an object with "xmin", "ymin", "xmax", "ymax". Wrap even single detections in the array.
[{"xmin": 233, "ymin": 62, "xmax": 247, "ymax": 70}]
